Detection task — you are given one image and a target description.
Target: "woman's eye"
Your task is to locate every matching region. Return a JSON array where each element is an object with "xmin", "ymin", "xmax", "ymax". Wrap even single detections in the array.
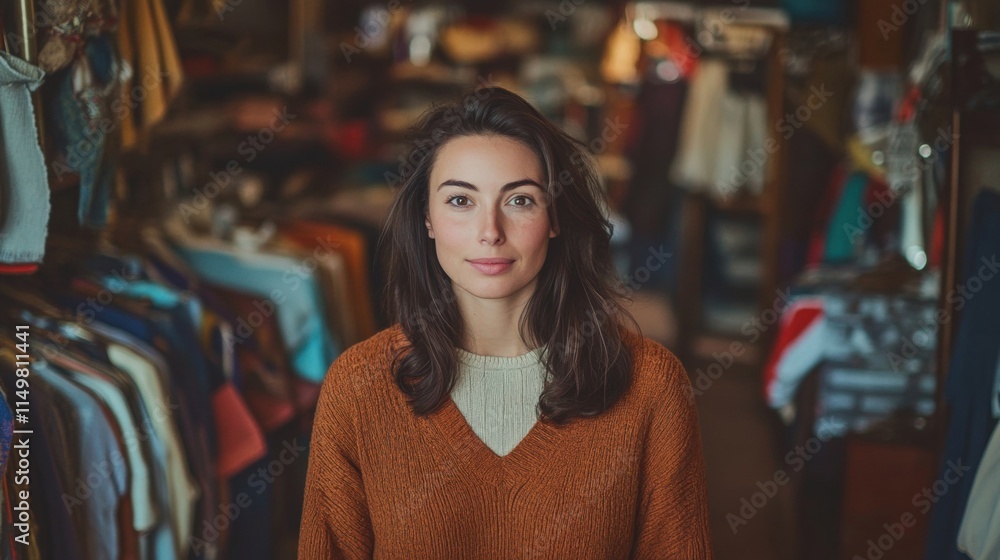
[
  {"xmin": 446, "ymin": 195, "xmax": 469, "ymax": 207},
  {"xmin": 510, "ymin": 196, "xmax": 534, "ymax": 207}
]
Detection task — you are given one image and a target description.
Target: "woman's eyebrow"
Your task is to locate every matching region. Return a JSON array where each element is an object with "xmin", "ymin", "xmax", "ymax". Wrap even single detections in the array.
[{"xmin": 437, "ymin": 179, "xmax": 544, "ymax": 192}]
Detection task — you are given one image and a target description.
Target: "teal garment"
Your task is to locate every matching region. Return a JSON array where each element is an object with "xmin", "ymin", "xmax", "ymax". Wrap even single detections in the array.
[
  {"xmin": 172, "ymin": 244, "xmax": 341, "ymax": 383},
  {"xmin": 100, "ymin": 276, "xmax": 183, "ymax": 308},
  {"xmin": 0, "ymin": 52, "xmax": 50, "ymax": 263},
  {"xmin": 48, "ymin": 35, "xmax": 118, "ymax": 227},
  {"xmin": 823, "ymin": 171, "xmax": 870, "ymax": 263},
  {"xmin": 783, "ymin": 0, "xmax": 846, "ymax": 24}
]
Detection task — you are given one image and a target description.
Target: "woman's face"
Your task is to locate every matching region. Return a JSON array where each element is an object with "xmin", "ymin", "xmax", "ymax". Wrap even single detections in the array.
[{"xmin": 425, "ymin": 135, "xmax": 558, "ymax": 306}]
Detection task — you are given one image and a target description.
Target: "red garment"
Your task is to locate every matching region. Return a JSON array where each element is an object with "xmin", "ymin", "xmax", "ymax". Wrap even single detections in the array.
[
  {"xmin": 204, "ymin": 284, "xmax": 298, "ymax": 432},
  {"xmin": 0, "ymin": 264, "xmax": 39, "ymax": 275},
  {"xmin": 763, "ymin": 298, "xmax": 827, "ymax": 408},
  {"xmin": 212, "ymin": 382, "xmax": 268, "ymax": 477},
  {"xmin": 929, "ymin": 204, "xmax": 945, "ymax": 269}
]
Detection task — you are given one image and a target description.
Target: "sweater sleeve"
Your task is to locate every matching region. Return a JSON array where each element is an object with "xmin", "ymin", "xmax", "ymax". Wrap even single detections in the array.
[
  {"xmin": 298, "ymin": 352, "xmax": 374, "ymax": 559},
  {"xmin": 631, "ymin": 350, "xmax": 714, "ymax": 559}
]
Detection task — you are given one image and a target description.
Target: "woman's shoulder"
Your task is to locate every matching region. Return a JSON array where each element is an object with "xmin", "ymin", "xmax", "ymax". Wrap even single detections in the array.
[
  {"xmin": 618, "ymin": 326, "xmax": 693, "ymax": 404},
  {"xmin": 337, "ymin": 324, "xmax": 407, "ymax": 364},
  {"xmin": 322, "ymin": 324, "xmax": 407, "ymax": 392}
]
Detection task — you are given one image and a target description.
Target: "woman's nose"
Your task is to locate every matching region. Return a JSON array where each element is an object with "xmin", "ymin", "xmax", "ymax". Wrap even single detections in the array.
[{"xmin": 479, "ymin": 207, "xmax": 504, "ymax": 245}]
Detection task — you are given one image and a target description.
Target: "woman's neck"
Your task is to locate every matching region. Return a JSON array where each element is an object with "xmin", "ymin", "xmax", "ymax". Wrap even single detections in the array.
[{"xmin": 455, "ymin": 286, "xmax": 537, "ymax": 357}]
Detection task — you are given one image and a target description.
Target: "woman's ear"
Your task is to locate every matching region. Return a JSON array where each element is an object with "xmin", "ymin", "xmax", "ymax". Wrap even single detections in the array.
[{"xmin": 425, "ymin": 217, "xmax": 435, "ymax": 239}]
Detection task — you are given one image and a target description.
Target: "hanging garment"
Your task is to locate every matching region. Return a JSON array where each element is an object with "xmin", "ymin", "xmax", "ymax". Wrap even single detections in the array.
[
  {"xmin": 210, "ymin": 383, "xmax": 268, "ymax": 477},
  {"xmin": 274, "ymin": 233, "xmax": 358, "ymax": 346},
  {"xmin": 713, "ymin": 90, "xmax": 768, "ymax": 196},
  {"xmin": 105, "ymin": 341, "xmax": 199, "ymax": 557},
  {"xmin": 33, "ymin": 360, "xmax": 129, "ymax": 560},
  {"xmin": 279, "ymin": 220, "xmax": 380, "ymax": 340},
  {"xmin": 204, "ymin": 284, "xmax": 297, "ymax": 431},
  {"xmin": 764, "ymin": 290, "xmax": 938, "ymax": 432},
  {"xmin": 0, "ymin": 264, "xmax": 39, "ymax": 275},
  {"xmin": 41, "ymin": 344, "xmax": 159, "ymax": 534},
  {"xmin": 958, "ymin": 420, "xmax": 1000, "ymax": 559},
  {"xmin": 163, "ymin": 214, "xmax": 341, "ymax": 383},
  {"xmin": 34, "ymin": 0, "xmax": 118, "ymax": 73},
  {"xmin": 925, "ymin": 190, "xmax": 1000, "ymax": 560},
  {"xmin": 47, "ymin": 34, "xmax": 122, "ymax": 227},
  {"xmin": 621, "ymin": 75, "xmax": 688, "ymax": 237},
  {"xmin": 116, "ymin": 0, "xmax": 184, "ymax": 149},
  {"xmin": 85, "ymin": 272, "xmax": 270, "ymax": 480},
  {"xmin": 0, "ymin": 349, "xmax": 86, "ymax": 560},
  {"xmin": 319, "ymin": 213, "xmax": 391, "ymax": 331},
  {"xmin": 670, "ymin": 59, "xmax": 728, "ymax": 193},
  {"xmin": 764, "ymin": 297, "xmax": 828, "ymax": 409},
  {"xmin": 81, "ymin": 341, "xmax": 180, "ymax": 560},
  {"xmin": 784, "ymin": 126, "xmax": 841, "ymax": 276},
  {"xmin": 670, "ymin": 58, "xmax": 768, "ymax": 198},
  {"xmin": 783, "ymin": 0, "xmax": 847, "ymax": 24},
  {"xmin": 822, "ymin": 171, "xmax": 870, "ymax": 263},
  {"xmin": 71, "ymin": 299, "xmax": 221, "ymax": 560},
  {"xmin": 0, "ymin": 52, "xmax": 49, "ymax": 264}
]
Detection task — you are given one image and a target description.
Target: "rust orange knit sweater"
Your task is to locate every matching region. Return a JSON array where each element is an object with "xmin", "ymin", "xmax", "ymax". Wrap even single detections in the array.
[{"xmin": 298, "ymin": 324, "xmax": 714, "ymax": 559}]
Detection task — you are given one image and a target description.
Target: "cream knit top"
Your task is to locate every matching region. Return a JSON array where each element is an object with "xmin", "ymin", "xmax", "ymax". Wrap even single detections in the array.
[{"xmin": 450, "ymin": 345, "xmax": 548, "ymax": 457}]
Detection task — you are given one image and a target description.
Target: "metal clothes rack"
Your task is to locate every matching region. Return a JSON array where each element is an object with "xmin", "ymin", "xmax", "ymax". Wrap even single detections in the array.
[{"xmin": 10, "ymin": 0, "xmax": 44, "ymax": 149}]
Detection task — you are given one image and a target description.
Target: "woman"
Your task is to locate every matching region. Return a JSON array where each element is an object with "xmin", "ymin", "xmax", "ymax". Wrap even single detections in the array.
[{"xmin": 299, "ymin": 87, "xmax": 713, "ymax": 559}]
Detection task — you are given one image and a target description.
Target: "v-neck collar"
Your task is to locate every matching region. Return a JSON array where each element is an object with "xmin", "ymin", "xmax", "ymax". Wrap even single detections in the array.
[{"xmin": 427, "ymin": 392, "xmax": 576, "ymax": 487}]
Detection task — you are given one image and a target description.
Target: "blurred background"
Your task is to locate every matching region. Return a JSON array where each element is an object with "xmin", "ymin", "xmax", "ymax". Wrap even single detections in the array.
[{"xmin": 1, "ymin": 0, "xmax": 999, "ymax": 558}]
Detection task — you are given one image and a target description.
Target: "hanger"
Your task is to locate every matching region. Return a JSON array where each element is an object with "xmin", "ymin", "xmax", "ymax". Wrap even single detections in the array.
[
  {"xmin": 66, "ymin": 275, "xmax": 154, "ymax": 318},
  {"xmin": 0, "ymin": 286, "xmax": 78, "ymax": 356},
  {"xmin": 0, "ymin": 283, "xmax": 71, "ymax": 323}
]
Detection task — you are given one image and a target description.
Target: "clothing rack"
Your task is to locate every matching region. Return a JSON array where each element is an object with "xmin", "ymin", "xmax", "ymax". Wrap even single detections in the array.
[
  {"xmin": 673, "ymin": 24, "xmax": 790, "ymax": 366},
  {"xmin": 10, "ymin": 0, "xmax": 44, "ymax": 149}
]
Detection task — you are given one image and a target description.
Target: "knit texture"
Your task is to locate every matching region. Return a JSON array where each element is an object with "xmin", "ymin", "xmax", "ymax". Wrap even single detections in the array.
[
  {"xmin": 298, "ymin": 324, "xmax": 713, "ymax": 559},
  {"xmin": 451, "ymin": 345, "xmax": 548, "ymax": 457},
  {"xmin": 0, "ymin": 51, "xmax": 49, "ymax": 264}
]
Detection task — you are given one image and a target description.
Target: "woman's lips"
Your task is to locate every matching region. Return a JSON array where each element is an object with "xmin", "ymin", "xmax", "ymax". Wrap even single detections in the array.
[{"xmin": 467, "ymin": 259, "xmax": 514, "ymax": 275}]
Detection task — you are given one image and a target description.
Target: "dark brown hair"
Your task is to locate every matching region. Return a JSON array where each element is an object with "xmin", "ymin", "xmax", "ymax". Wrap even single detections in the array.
[{"xmin": 380, "ymin": 86, "xmax": 639, "ymax": 425}]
